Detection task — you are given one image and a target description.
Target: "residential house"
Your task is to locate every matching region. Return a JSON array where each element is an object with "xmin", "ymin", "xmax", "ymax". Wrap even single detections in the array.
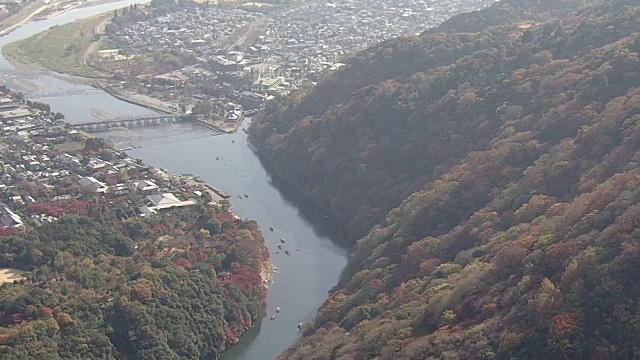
[
  {"xmin": 0, "ymin": 204, "xmax": 23, "ymax": 227},
  {"xmin": 78, "ymin": 176, "xmax": 109, "ymax": 193},
  {"xmin": 139, "ymin": 192, "xmax": 196, "ymax": 216},
  {"xmin": 87, "ymin": 158, "xmax": 112, "ymax": 172},
  {"xmin": 133, "ymin": 179, "xmax": 159, "ymax": 194}
]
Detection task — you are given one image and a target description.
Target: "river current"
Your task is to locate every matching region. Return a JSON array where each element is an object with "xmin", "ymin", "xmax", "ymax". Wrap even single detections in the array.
[{"xmin": 0, "ymin": 2, "xmax": 350, "ymax": 359}]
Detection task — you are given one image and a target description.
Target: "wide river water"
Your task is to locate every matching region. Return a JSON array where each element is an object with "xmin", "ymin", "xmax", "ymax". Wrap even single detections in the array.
[{"xmin": 0, "ymin": 2, "xmax": 350, "ymax": 359}]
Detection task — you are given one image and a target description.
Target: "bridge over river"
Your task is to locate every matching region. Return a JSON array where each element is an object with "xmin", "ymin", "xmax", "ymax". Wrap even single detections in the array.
[
  {"xmin": 27, "ymin": 88, "xmax": 105, "ymax": 99},
  {"xmin": 70, "ymin": 114, "xmax": 205, "ymax": 132}
]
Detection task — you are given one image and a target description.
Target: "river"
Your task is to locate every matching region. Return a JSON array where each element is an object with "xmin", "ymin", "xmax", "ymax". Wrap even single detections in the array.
[{"xmin": 0, "ymin": 2, "xmax": 350, "ymax": 359}]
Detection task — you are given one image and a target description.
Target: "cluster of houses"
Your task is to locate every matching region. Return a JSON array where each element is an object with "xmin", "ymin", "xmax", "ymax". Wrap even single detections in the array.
[
  {"xmin": 94, "ymin": 0, "xmax": 495, "ymax": 116},
  {"xmin": 0, "ymin": 89, "xmax": 226, "ymax": 231}
]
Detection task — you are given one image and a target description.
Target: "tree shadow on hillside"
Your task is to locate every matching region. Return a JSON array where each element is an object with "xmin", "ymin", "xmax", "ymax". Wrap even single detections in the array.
[{"xmin": 257, "ymin": 153, "xmax": 352, "ymax": 251}]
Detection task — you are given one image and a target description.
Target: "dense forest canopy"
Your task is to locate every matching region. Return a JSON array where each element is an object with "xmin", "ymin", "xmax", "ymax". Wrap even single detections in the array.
[
  {"xmin": 251, "ymin": 0, "xmax": 606, "ymax": 240},
  {"xmin": 0, "ymin": 205, "xmax": 268, "ymax": 359},
  {"xmin": 250, "ymin": 0, "xmax": 640, "ymax": 358}
]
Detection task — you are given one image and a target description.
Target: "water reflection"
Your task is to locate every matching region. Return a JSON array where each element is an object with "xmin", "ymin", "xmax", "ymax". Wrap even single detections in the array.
[
  {"xmin": 263, "ymin": 164, "xmax": 351, "ymax": 249},
  {"xmin": 97, "ymin": 121, "xmax": 349, "ymax": 360}
]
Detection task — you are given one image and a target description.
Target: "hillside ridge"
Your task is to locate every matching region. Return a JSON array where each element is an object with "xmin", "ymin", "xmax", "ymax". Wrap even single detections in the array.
[{"xmin": 251, "ymin": 0, "xmax": 640, "ymax": 358}]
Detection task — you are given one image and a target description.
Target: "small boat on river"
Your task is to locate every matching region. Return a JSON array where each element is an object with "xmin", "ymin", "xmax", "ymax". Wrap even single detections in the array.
[
  {"xmin": 269, "ymin": 226, "xmax": 274, "ymax": 231},
  {"xmin": 276, "ymin": 307, "xmax": 281, "ymax": 313},
  {"xmin": 270, "ymin": 315, "xmax": 276, "ymax": 321},
  {"xmin": 297, "ymin": 322, "xmax": 303, "ymax": 330},
  {"xmin": 280, "ymin": 238, "xmax": 285, "ymax": 243},
  {"xmin": 285, "ymin": 250, "xmax": 290, "ymax": 256}
]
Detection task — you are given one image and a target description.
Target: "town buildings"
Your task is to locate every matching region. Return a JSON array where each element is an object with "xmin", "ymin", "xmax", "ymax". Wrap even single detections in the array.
[
  {"xmin": 0, "ymin": 88, "xmax": 229, "ymax": 233},
  {"xmin": 94, "ymin": 0, "xmax": 495, "ymax": 116}
]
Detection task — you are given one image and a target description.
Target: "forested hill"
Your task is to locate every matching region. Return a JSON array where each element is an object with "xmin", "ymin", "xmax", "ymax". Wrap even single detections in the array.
[
  {"xmin": 250, "ymin": 0, "xmax": 596, "ymax": 240},
  {"xmin": 431, "ymin": 0, "xmax": 588, "ymax": 34},
  {"xmin": 0, "ymin": 204, "xmax": 268, "ymax": 359},
  {"xmin": 251, "ymin": 0, "xmax": 640, "ymax": 358}
]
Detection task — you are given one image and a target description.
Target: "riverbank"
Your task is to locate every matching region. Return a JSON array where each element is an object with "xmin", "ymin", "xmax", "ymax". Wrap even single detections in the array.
[
  {"xmin": 2, "ymin": 11, "xmax": 110, "ymax": 77},
  {"xmin": 0, "ymin": 84, "xmax": 273, "ymax": 357},
  {"xmin": 74, "ymin": 109, "xmax": 276, "ymax": 310},
  {"xmin": 260, "ymin": 258, "xmax": 275, "ymax": 286},
  {"xmin": 2, "ymin": 7, "xmax": 246, "ymax": 134},
  {"xmin": 99, "ymin": 84, "xmax": 176, "ymax": 114},
  {"xmin": 0, "ymin": 0, "xmax": 118, "ymax": 37},
  {"xmin": 0, "ymin": 0, "xmax": 54, "ymax": 37}
]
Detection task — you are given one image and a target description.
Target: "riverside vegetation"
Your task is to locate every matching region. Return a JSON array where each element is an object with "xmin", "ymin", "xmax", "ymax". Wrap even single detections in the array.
[
  {"xmin": 0, "ymin": 200, "xmax": 269, "ymax": 359},
  {"xmin": 250, "ymin": 0, "xmax": 640, "ymax": 358},
  {"xmin": 0, "ymin": 210, "xmax": 269, "ymax": 359},
  {"xmin": 0, "ymin": 91, "xmax": 270, "ymax": 358}
]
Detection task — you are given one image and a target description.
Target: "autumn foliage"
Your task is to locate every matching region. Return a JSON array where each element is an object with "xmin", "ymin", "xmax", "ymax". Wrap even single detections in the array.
[
  {"xmin": 0, "ymin": 204, "xmax": 268, "ymax": 358},
  {"xmin": 252, "ymin": 0, "xmax": 640, "ymax": 359}
]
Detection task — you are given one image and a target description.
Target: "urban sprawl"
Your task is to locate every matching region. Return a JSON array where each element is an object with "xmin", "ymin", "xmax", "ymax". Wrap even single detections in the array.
[
  {"xmin": 0, "ymin": 86, "xmax": 232, "ymax": 232},
  {"xmin": 90, "ymin": 0, "xmax": 494, "ymax": 128}
]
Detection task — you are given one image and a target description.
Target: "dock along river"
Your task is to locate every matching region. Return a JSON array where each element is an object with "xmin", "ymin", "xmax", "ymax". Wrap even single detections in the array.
[{"xmin": 0, "ymin": 2, "xmax": 350, "ymax": 359}]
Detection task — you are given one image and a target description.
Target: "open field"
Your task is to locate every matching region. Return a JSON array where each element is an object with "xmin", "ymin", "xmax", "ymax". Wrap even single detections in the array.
[
  {"xmin": 3, "ymin": 12, "xmax": 111, "ymax": 78},
  {"xmin": 53, "ymin": 141, "xmax": 84, "ymax": 152},
  {"xmin": 0, "ymin": 268, "xmax": 26, "ymax": 284}
]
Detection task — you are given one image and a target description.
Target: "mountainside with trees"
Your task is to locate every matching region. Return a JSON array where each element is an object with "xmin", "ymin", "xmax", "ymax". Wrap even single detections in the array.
[
  {"xmin": 0, "ymin": 205, "xmax": 269, "ymax": 359},
  {"xmin": 250, "ymin": 0, "xmax": 599, "ymax": 240},
  {"xmin": 250, "ymin": 0, "xmax": 640, "ymax": 358}
]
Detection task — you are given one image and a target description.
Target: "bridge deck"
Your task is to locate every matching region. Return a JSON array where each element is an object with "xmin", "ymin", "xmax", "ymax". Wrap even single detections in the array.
[
  {"xmin": 28, "ymin": 88, "xmax": 104, "ymax": 99},
  {"xmin": 70, "ymin": 115, "xmax": 202, "ymax": 127}
]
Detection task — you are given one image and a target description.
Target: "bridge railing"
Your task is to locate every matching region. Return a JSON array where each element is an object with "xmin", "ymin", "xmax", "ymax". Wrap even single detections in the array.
[
  {"xmin": 70, "ymin": 114, "xmax": 205, "ymax": 127},
  {"xmin": 27, "ymin": 88, "xmax": 104, "ymax": 99}
]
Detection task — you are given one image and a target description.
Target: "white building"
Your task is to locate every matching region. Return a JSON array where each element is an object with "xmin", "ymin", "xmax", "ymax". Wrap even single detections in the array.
[
  {"xmin": 139, "ymin": 192, "xmax": 196, "ymax": 216},
  {"xmin": 133, "ymin": 179, "xmax": 159, "ymax": 193},
  {"xmin": 147, "ymin": 193, "xmax": 196, "ymax": 210}
]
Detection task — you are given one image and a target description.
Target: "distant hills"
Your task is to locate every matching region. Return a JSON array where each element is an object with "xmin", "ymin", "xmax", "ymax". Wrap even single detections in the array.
[{"xmin": 250, "ymin": 0, "xmax": 640, "ymax": 358}]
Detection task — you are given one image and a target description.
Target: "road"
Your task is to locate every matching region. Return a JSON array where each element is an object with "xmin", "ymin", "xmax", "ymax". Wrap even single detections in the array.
[{"xmin": 229, "ymin": 15, "xmax": 268, "ymax": 50}]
